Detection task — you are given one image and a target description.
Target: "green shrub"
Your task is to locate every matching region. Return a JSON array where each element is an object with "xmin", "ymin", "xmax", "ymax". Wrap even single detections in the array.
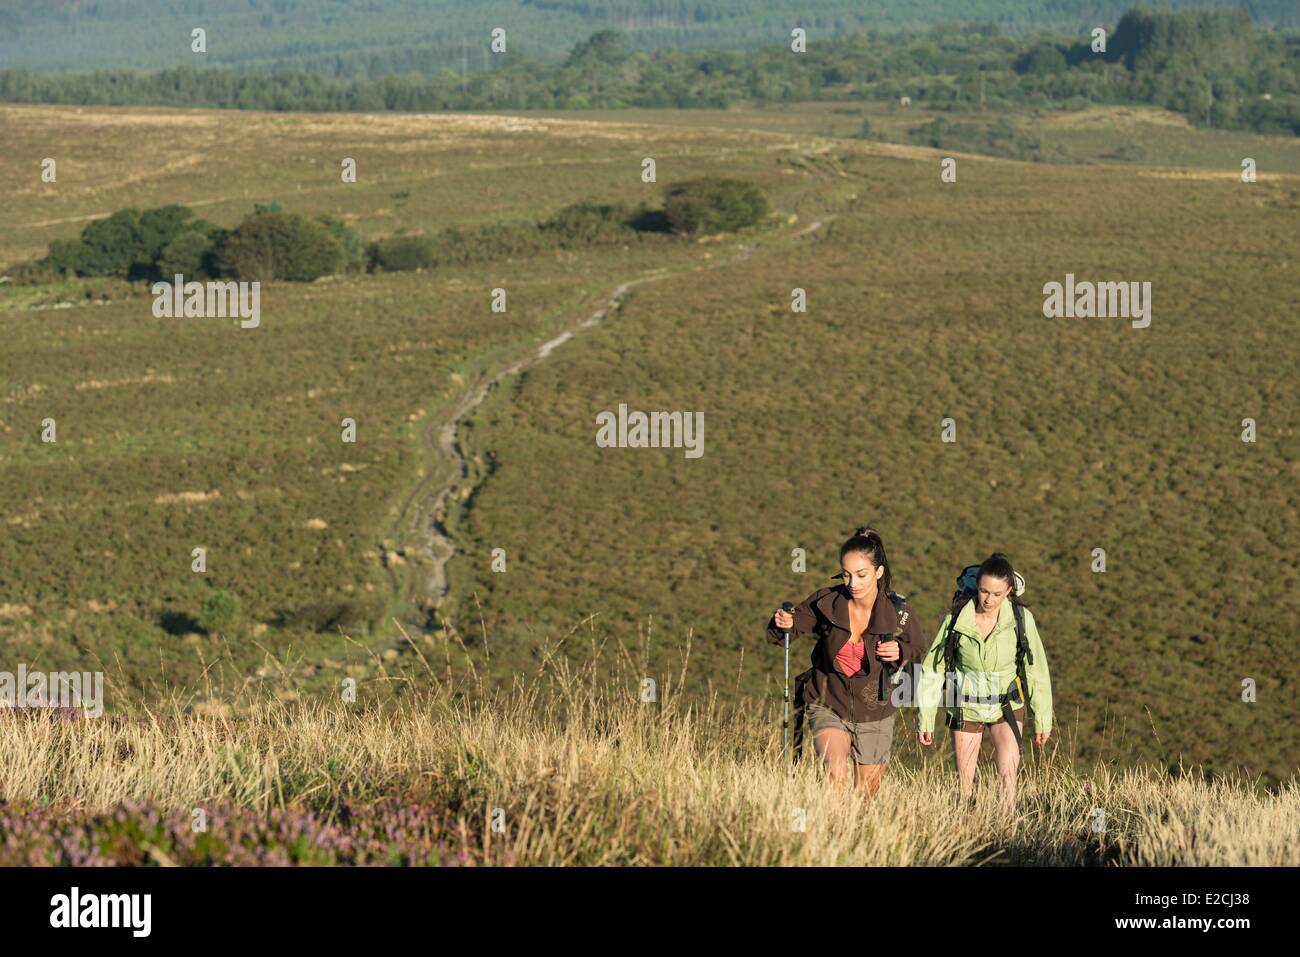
[
  {"xmin": 371, "ymin": 209, "xmax": 641, "ymax": 273},
  {"xmin": 318, "ymin": 216, "xmax": 366, "ymax": 272},
  {"xmin": 541, "ymin": 202, "xmax": 634, "ymax": 245},
  {"xmin": 196, "ymin": 590, "xmax": 242, "ymax": 635},
  {"xmin": 6, "ymin": 258, "xmax": 63, "ymax": 284},
  {"xmin": 45, "ymin": 239, "xmax": 89, "ymax": 277},
  {"xmin": 158, "ymin": 228, "xmax": 218, "ymax": 279},
  {"xmin": 75, "ymin": 208, "xmax": 147, "ymax": 278},
  {"xmin": 427, "ymin": 221, "xmax": 544, "ymax": 267},
  {"xmin": 662, "ymin": 177, "xmax": 768, "ymax": 235},
  {"xmin": 216, "ymin": 212, "xmax": 344, "ymax": 282},
  {"xmin": 367, "ymin": 234, "xmax": 435, "ymax": 272},
  {"xmin": 37, "ymin": 204, "xmax": 201, "ymax": 280},
  {"xmin": 138, "ymin": 205, "xmax": 196, "ymax": 263}
]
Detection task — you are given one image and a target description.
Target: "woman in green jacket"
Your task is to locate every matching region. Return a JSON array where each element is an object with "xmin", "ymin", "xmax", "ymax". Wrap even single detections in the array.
[{"xmin": 916, "ymin": 553, "xmax": 1052, "ymax": 812}]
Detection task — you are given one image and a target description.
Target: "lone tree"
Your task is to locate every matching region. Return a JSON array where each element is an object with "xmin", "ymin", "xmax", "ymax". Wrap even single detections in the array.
[{"xmin": 662, "ymin": 177, "xmax": 768, "ymax": 236}]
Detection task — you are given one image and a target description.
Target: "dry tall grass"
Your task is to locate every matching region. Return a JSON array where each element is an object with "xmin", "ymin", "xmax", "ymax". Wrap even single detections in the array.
[{"xmin": 0, "ymin": 625, "xmax": 1293, "ymax": 866}]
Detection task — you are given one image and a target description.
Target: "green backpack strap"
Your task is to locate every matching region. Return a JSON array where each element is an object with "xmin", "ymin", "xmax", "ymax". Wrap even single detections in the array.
[
  {"xmin": 1013, "ymin": 602, "xmax": 1033, "ymax": 669},
  {"xmin": 1001, "ymin": 602, "xmax": 1033, "ymax": 751}
]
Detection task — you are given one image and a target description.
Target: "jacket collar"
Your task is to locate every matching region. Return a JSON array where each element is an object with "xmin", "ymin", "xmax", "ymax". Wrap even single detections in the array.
[
  {"xmin": 953, "ymin": 596, "xmax": 1014, "ymax": 638},
  {"xmin": 815, "ymin": 584, "xmax": 899, "ymax": 637}
]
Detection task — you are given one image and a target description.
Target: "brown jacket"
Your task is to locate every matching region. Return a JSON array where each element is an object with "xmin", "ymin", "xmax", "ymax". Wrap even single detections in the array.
[{"xmin": 766, "ymin": 584, "xmax": 926, "ymax": 724}]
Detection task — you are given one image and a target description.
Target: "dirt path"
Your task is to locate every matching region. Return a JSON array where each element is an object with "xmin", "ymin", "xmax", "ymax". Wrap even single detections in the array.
[
  {"xmin": 13, "ymin": 196, "xmax": 232, "ymax": 230},
  {"xmin": 387, "ymin": 212, "xmax": 837, "ymax": 633}
]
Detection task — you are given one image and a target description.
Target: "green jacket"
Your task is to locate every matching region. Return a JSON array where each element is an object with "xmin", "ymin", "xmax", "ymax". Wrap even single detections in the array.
[{"xmin": 916, "ymin": 598, "xmax": 1053, "ymax": 734}]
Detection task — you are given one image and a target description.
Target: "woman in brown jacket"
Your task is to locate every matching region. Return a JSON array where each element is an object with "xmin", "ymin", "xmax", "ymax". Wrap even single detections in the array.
[{"xmin": 766, "ymin": 527, "xmax": 927, "ymax": 796}]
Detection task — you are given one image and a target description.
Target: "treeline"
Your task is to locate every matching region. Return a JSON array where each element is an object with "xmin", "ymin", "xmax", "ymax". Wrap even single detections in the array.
[
  {"xmin": 9, "ymin": 178, "xmax": 769, "ymax": 283},
  {"xmin": 1, "ymin": 9, "xmax": 1296, "ymax": 134},
  {"xmin": 3, "ymin": 1, "xmax": 1295, "ymax": 78}
]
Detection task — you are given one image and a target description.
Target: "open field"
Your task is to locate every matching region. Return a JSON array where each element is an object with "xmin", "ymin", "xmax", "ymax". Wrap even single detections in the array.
[
  {"xmin": 527, "ymin": 101, "xmax": 1300, "ymax": 173},
  {"xmin": 0, "ymin": 104, "xmax": 853, "ymax": 698},
  {"xmin": 1, "ymin": 102, "xmax": 1297, "ymax": 797},
  {"xmin": 0, "ymin": 103, "xmax": 820, "ymax": 266}
]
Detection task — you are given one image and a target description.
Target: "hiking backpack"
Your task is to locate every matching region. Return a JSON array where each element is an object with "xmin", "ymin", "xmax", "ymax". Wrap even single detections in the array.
[{"xmin": 941, "ymin": 565, "xmax": 1034, "ymax": 750}]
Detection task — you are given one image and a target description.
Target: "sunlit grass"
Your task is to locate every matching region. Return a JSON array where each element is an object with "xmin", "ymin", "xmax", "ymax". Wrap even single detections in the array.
[{"xmin": 0, "ymin": 627, "xmax": 1293, "ymax": 865}]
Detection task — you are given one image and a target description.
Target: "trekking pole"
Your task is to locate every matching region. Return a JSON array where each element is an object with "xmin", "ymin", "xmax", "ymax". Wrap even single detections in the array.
[{"xmin": 781, "ymin": 602, "xmax": 793, "ymax": 765}]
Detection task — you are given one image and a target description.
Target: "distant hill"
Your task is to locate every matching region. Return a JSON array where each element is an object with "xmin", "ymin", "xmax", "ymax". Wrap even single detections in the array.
[{"xmin": 1, "ymin": 0, "xmax": 1297, "ymax": 78}]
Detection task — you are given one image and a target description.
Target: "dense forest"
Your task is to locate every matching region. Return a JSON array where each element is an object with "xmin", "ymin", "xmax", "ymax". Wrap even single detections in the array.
[
  {"xmin": 1, "ymin": 1, "xmax": 1296, "ymax": 77},
  {"xmin": 2, "ymin": 8, "xmax": 1297, "ymax": 135}
]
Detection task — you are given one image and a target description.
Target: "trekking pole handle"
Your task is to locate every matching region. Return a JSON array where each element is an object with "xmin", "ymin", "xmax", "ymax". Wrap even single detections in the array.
[{"xmin": 779, "ymin": 601, "xmax": 794, "ymax": 638}]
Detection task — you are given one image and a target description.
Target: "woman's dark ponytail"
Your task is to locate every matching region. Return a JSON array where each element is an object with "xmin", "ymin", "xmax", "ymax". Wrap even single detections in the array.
[{"xmin": 839, "ymin": 526, "xmax": 891, "ymax": 595}]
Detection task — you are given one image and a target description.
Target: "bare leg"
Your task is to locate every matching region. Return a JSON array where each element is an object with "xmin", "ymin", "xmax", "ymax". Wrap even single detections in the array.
[
  {"xmin": 855, "ymin": 762, "xmax": 885, "ymax": 797},
  {"xmin": 988, "ymin": 718, "xmax": 1023, "ymax": 814},
  {"xmin": 813, "ymin": 728, "xmax": 852, "ymax": 793},
  {"xmin": 951, "ymin": 728, "xmax": 982, "ymax": 796}
]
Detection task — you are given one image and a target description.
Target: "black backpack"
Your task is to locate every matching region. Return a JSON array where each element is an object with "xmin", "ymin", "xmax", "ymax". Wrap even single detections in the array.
[{"xmin": 941, "ymin": 565, "xmax": 1034, "ymax": 751}]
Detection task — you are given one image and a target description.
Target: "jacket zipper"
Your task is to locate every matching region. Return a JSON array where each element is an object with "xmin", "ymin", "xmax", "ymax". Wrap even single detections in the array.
[
  {"xmin": 842, "ymin": 626, "xmax": 857, "ymax": 726},
  {"xmin": 849, "ymin": 648, "xmax": 856, "ymax": 725}
]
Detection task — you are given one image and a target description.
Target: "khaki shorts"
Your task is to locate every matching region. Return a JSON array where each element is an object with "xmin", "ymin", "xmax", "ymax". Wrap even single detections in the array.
[
  {"xmin": 946, "ymin": 706, "xmax": 1025, "ymax": 734},
  {"xmin": 805, "ymin": 702, "xmax": 895, "ymax": 765}
]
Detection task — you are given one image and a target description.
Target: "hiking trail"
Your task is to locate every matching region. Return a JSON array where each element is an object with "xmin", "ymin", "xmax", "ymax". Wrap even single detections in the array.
[{"xmin": 385, "ymin": 210, "xmax": 840, "ymax": 640}]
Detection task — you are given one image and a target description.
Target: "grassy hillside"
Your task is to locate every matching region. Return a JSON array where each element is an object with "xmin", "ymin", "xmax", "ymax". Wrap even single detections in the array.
[
  {"xmin": 1, "ymin": 103, "xmax": 1296, "ymax": 788},
  {"xmin": 535, "ymin": 101, "xmax": 1300, "ymax": 172},
  {"xmin": 441, "ymin": 134, "xmax": 1300, "ymax": 784},
  {"xmin": 0, "ymin": 104, "xmax": 839, "ymax": 697}
]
